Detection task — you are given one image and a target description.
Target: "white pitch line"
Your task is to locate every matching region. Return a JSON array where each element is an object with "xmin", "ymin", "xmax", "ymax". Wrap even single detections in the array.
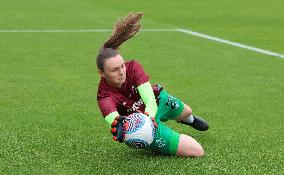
[
  {"xmin": 142, "ymin": 29, "xmax": 178, "ymax": 32},
  {"xmin": 178, "ymin": 28, "xmax": 284, "ymax": 59},
  {"xmin": 0, "ymin": 29, "xmax": 178, "ymax": 33},
  {"xmin": 0, "ymin": 28, "xmax": 283, "ymax": 59},
  {"xmin": 0, "ymin": 29, "xmax": 112, "ymax": 33}
]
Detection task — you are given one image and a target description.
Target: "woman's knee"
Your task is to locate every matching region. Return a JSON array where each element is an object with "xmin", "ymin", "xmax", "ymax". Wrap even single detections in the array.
[
  {"xmin": 176, "ymin": 134, "xmax": 204, "ymax": 157},
  {"xmin": 190, "ymin": 144, "xmax": 204, "ymax": 157}
]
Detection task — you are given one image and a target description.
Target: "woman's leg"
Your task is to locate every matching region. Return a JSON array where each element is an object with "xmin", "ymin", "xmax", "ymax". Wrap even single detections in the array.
[
  {"xmin": 175, "ymin": 104, "xmax": 209, "ymax": 131},
  {"xmin": 145, "ymin": 123, "xmax": 204, "ymax": 157},
  {"xmin": 175, "ymin": 104, "xmax": 192, "ymax": 122},
  {"xmin": 176, "ymin": 134, "xmax": 204, "ymax": 157}
]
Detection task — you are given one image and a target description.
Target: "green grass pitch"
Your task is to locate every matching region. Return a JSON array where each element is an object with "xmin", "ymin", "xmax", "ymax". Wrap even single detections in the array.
[{"xmin": 0, "ymin": 0, "xmax": 283, "ymax": 174}]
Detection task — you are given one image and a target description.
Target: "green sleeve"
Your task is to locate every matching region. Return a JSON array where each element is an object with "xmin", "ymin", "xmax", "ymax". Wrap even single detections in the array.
[
  {"xmin": 137, "ymin": 82, "xmax": 158, "ymax": 117},
  {"xmin": 105, "ymin": 111, "xmax": 119, "ymax": 126}
]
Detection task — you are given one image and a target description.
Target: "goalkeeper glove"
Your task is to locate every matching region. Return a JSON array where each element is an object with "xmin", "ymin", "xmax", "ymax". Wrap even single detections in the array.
[{"xmin": 110, "ymin": 116, "xmax": 128, "ymax": 143}]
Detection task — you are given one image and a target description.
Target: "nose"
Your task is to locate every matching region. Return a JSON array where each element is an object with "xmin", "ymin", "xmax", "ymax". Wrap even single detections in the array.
[{"xmin": 118, "ymin": 68, "xmax": 124, "ymax": 75}]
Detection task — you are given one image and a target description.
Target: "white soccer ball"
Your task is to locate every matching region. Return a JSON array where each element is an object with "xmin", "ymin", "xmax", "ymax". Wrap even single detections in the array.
[{"xmin": 124, "ymin": 113, "xmax": 156, "ymax": 149}]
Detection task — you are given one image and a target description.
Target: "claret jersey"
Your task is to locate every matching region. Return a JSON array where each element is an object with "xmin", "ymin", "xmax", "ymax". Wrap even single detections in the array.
[{"xmin": 97, "ymin": 60, "xmax": 149, "ymax": 117}]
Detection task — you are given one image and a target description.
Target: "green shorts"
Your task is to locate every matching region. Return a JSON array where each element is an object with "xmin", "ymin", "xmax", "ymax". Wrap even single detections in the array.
[{"xmin": 145, "ymin": 90, "xmax": 184, "ymax": 155}]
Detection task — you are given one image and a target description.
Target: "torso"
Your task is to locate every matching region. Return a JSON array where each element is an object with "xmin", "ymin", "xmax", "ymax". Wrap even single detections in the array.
[{"xmin": 97, "ymin": 60, "xmax": 149, "ymax": 116}]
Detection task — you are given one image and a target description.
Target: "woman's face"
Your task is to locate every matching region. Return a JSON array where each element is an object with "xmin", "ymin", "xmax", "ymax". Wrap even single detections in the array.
[{"xmin": 99, "ymin": 54, "xmax": 126, "ymax": 88}]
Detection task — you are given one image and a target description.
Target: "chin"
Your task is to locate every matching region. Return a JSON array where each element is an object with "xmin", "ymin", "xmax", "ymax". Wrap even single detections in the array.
[{"xmin": 117, "ymin": 80, "xmax": 124, "ymax": 85}]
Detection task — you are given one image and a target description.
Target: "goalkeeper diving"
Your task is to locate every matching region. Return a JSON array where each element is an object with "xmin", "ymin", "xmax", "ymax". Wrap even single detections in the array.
[{"xmin": 96, "ymin": 12, "xmax": 209, "ymax": 157}]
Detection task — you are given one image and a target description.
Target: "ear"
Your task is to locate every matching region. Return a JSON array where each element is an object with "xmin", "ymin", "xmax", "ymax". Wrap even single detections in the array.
[{"xmin": 98, "ymin": 69, "xmax": 105, "ymax": 78}]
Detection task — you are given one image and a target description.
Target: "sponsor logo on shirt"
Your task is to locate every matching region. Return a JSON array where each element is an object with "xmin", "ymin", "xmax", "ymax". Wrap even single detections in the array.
[{"xmin": 126, "ymin": 99, "xmax": 144, "ymax": 113}]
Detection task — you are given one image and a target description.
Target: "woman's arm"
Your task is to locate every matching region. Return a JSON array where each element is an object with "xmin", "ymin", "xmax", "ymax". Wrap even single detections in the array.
[
  {"xmin": 105, "ymin": 111, "xmax": 120, "ymax": 125},
  {"xmin": 137, "ymin": 82, "xmax": 158, "ymax": 117},
  {"xmin": 98, "ymin": 96, "xmax": 119, "ymax": 125}
]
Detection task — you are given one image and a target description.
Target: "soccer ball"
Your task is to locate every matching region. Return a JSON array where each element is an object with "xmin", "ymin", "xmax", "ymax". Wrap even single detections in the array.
[{"xmin": 124, "ymin": 113, "xmax": 156, "ymax": 149}]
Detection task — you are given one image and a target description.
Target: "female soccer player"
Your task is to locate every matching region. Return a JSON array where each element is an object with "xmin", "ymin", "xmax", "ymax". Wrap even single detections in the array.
[{"xmin": 96, "ymin": 12, "xmax": 209, "ymax": 157}]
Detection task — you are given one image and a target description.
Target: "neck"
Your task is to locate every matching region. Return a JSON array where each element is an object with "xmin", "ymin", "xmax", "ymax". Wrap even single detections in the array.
[{"xmin": 105, "ymin": 79, "xmax": 122, "ymax": 88}]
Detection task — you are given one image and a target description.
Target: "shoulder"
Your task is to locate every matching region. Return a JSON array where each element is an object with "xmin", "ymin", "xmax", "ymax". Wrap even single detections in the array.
[
  {"xmin": 126, "ymin": 60, "xmax": 145, "ymax": 73},
  {"xmin": 126, "ymin": 60, "xmax": 149, "ymax": 86},
  {"xmin": 126, "ymin": 60, "xmax": 143, "ymax": 68},
  {"xmin": 97, "ymin": 78, "xmax": 112, "ymax": 100}
]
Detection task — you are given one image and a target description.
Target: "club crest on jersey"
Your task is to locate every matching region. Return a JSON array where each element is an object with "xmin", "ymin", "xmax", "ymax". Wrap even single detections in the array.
[{"xmin": 129, "ymin": 85, "xmax": 138, "ymax": 98}]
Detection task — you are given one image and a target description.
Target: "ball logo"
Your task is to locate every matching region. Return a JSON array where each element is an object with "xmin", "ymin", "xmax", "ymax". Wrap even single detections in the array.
[{"xmin": 124, "ymin": 113, "xmax": 155, "ymax": 149}]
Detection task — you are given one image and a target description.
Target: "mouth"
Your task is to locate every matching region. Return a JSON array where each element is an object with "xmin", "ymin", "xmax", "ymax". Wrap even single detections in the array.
[{"xmin": 119, "ymin": 76, "xmax": 125, "ymax": 81}]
